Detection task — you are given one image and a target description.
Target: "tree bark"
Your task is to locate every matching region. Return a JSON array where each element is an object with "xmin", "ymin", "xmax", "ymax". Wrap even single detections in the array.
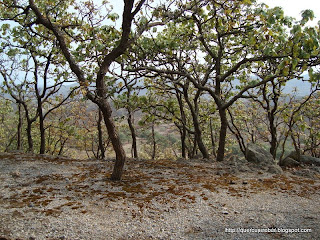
[
  {"xmin": 38, "ymin": 102, "xmax": 46, "ymax": 154},
  {"xmin": 183, "ymin": 88, "xmax": 209, "ymax": 159},
  {"xmin": 17, "ymin": 103, "xmax": 23, "ymax": 151},
  {"xmin": 97, "ymin": 109, "xmax": 105, "ymax": 160},
  {"xmin": 269, "ymin": 119, "xmax": 277, "ymax": 159},
  {"xmin": 127, "ymin": 110, "xmax": 138, "ymax": 158},
  {"xmin": 217, "ymin": 108, "xmax": 228, "ymax": 162},
  {"xmin": 175, "ymin": 89, "xmax": 187, "ymax": 159},
  {"xmin": 209, "ymin": 118, "xmax": 217, "ymax": 157},
  {"xmin": 180, "ymin": 127, "xmax": 187, "ymax": 159},
  {"xmin": 97, "ymin": 99, "xmax": 126, "ymax": 181},
  {"xmin": 194, "ymin": 121, "xmax": 209, "ymax": 158},
  {"xmin": 151, "ymin": 123, "xmax": 156, "ymax": 160},
  {"xmin": 26, "ymin": 120, "xmax": 33, "ymax": 153}
]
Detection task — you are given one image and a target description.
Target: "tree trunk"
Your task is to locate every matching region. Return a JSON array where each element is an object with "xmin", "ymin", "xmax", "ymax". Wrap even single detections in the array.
[
  {"xmin": 217, "ymin": 108, "xmax": 228, "ymax": 162},
  {"xmin": 151, "ymin": 123, "xmax": 156, "ymax": 160},
  {"xmin": 180, "ymin": 127, "xmax": 187, "ymax": 159},
  {"xmin": 58, "ymin": 138, "xmax": 67, "ymax": 156},
  {"xmin": 28, "ymin": 0, "xmax": 146, "ymax": 182},
  {"xmin": 38, "ymin": 104, "xmax": 46, "ymax": 154},
  {"xmin": 17, "ymin": 103, "xmax": 23, "ymax": 151},
  {"xmin": 97, "ymin": 109, "xmax": 105, "ymax": 160},
  {"xmin": 127, "ymin": 110, "xmax": 138, "ymax": 158},
  {"xmin": 291, "ymin": 133, "xmax": 301, "ymax": 159},
  {"xmin": 98, "ymin": 100, "xmax": 126, "ymax": 181},
  {"xmin": 227, "ymin": 109, "xmax": 246, "ymax": 155},
  {"xmin": 191, "ymin": 135, "xmax": 197, "ymax": 158},
  {"xmin": 194, "ymin": 125, "xmax": 209, "ymax": 158},
  {"xmin": 269, "ymin": 122, "xmax": 277, "ymax": 159},
  {"xmin": 209, "ymin": 118, "xmax": 217, "ymax": 157},
  {"xmin": 26, "ymin": 120, "xmax": 33, "ymax": 153},
  {"xmin": 184, "ymin": 91, "xmax": 209, "ymax": 159}
]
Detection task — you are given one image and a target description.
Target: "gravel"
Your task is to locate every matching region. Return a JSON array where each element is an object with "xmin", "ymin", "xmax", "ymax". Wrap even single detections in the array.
[{"xmin": 0, "ymin": 152, "xmax": 319, "ymax": 240}]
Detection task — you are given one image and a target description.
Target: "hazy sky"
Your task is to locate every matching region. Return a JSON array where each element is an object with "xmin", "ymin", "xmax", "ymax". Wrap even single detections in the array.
[
  {"xmin": 110, "ymin": 0, "xmax": 320, "ymax": 26},
  {"xmin": 258, "ymin": 0, "xmax": 320, "ymax": 25}
]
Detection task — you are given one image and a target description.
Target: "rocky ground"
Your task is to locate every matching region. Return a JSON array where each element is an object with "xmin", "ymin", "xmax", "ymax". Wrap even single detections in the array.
[{"xmin": 0, "ymin": 152, "xmax": 320, "ymax": 240}]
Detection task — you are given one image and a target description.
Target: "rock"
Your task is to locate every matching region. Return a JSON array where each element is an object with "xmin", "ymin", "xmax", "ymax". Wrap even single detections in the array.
[
  {"xmin": 286, "ymin": 151, "xmax": 301, "ymax": 161},
  {"xmin": 11, "ymin": 171, "xmax": 21, "ymax": 178},
  {"xmin": 245, "ymin": 143, "xmax": 275, "ymax": 165},
  {"xmin": 283, "ymin": 151, "xmax": 320, "ymax": 166},
  {"xmin": 267, "ymin": 165, "xmax": 283, "ymax": 174},
  {"xmin": 280, "ymin": 157, "xmax": 301, "ymax": 167},
  {"xmin": 293, "ymin": 169, "xmax": 315, "ymax": 178},
  {"xmin": 300, "ymin": 155, "xmax": 320, "ymax": 166},
  {"xmin": 237, "ymin": 165, "xmax": 252, "ymax": 172},
  {"xmin": 222, "ymin": 207, "xmax": 229, "ymax": 215}
]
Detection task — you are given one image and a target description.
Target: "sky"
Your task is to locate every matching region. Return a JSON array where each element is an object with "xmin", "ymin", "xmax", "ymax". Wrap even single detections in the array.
[
  {"xmin": 109, "ymin": 0, "xmax": 320, "ymax": 26},
  {"xmin": 257, "ymin": 0, "xmax": 320, "ymax": 25}
]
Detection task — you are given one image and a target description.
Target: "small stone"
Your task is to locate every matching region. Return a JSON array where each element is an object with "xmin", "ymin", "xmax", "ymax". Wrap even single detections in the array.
[
  {"xmin": 222, "ymin": 207, "xmax": 229, "ymax": 215},
  {"xmin": 11, "ymin": 171, "xmax": 21, "ymax": 178}
]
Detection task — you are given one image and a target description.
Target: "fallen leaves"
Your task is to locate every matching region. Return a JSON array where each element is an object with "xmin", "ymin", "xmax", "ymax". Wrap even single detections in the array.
[{"xmin": 1, "ymin": 152, "xmax": 320, "ymax": 219}]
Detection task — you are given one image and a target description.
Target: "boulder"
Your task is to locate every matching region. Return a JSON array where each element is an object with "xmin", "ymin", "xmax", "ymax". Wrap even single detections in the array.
[
  {"xmin": 267, "ymin": 165, "xmax": 283, "ymax": 175},
  {"xmin": 279, "ymin": 157, "xmax": 301, "ymax": 168},
  {"xmin": 286, "ymin": 151, "xmax": 301, "ymax": 161},
  {"xmin": 300, "ymin": 155, "xmax": 320, "ymax": 166},
  {"xmin": 245, "ymin": 143, "xmax": 275, "ymax": 166},
  {"xmin": 286, "ymin": 151, "xmax": 320, "ymax": 166}
]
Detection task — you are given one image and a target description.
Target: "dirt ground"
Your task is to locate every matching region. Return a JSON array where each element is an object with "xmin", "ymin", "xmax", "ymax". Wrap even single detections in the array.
[{"xmin": 0, "ymin": 152, "xmax": 319, "ymax": 240}]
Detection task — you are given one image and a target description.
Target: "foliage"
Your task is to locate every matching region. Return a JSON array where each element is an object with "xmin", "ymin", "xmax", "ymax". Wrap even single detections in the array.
[
  {"xmin": 0, "ymin": 99, "xmax": 17, "ymax": 151},
  {"xmin": 0, "ymin": 0, "xmax": 319, "ymax": 181}
]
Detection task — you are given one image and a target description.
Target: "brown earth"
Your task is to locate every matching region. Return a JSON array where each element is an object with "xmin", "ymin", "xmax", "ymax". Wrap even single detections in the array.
[{"xmin": 0, "ymin": 152, "xmax": 319, "ymax": 240}]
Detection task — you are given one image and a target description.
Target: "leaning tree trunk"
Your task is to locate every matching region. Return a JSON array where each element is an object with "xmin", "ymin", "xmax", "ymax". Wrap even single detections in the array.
[
  {"xmin": 193, "ymin": 117, "xmax": 209, "ymax": 159},
  {"xmin": 217, "ymin": 108, "xmax": 228, "ymax": 162},
  {"xmin": 98, "ymin": 99, "xmax": 126, "ymax": 181}
]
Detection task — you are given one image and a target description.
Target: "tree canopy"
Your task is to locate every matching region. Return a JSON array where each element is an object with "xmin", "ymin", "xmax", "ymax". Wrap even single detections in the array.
[{"xmin": 0, "ymin": 0, "xmax": 319, "ymax": 180}]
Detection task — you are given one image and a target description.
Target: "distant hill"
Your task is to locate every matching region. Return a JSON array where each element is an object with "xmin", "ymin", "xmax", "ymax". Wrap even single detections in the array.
[{"xmin": 283, "ymin": 78, "xmax": 312, "ymax": 96}]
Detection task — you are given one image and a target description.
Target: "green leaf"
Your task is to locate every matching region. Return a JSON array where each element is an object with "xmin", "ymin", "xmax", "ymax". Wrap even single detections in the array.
[{"xmin": 108, "ymin": 13, "xmax": 119, "ymax": 22}]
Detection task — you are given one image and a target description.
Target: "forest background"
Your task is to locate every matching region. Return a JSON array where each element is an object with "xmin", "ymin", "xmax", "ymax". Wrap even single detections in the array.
[{"xmin": 0, "ymin": 0, "xmax": 320, "ymax": 180}]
